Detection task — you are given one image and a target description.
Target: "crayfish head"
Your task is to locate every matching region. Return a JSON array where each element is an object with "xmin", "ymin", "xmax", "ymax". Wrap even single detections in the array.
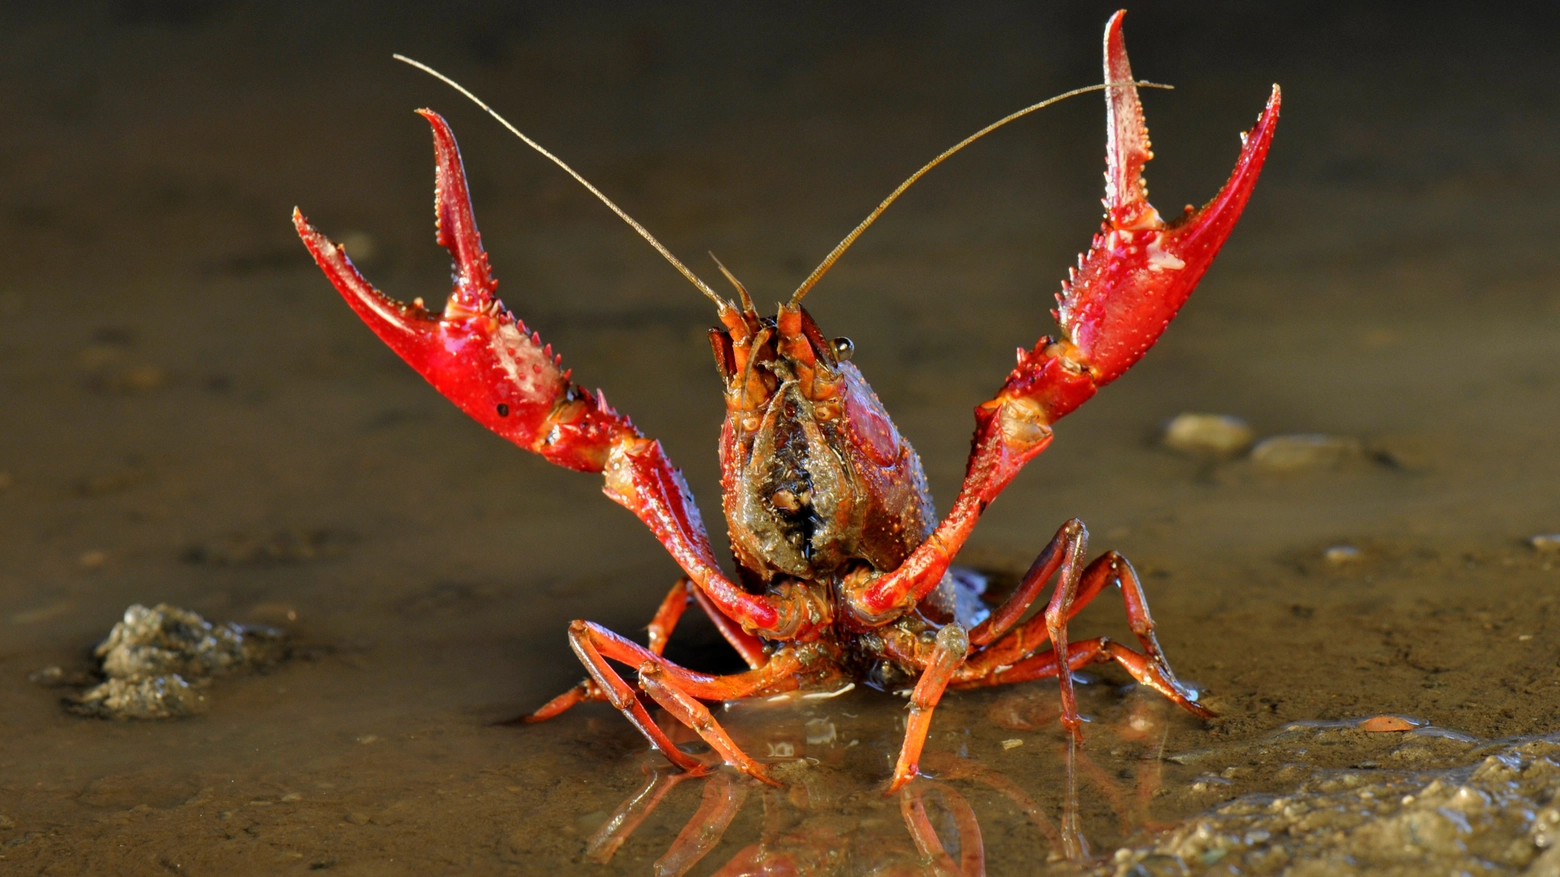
[{"xmin": 711, "ymin": 303, "xmax": 936, "ymax": 587}]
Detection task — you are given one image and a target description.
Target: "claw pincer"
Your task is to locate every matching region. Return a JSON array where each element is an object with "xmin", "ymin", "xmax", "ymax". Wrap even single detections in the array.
[
  {"xmin": 1012, "ymin": 15, "xmax": 1280, "ymax": 426},
  {"xmin": 294, "ymin": 111, "xmax": 632, "ymax": 473},
  {"xmin": 296, "ymin": 9, "xmax": 1277, "ymax": 791}
]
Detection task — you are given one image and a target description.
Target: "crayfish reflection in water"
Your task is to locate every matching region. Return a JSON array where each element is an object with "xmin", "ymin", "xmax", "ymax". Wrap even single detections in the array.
[
  {"xmin": 584, "ymin": 691, "xmax": 1181, "ymax": 875},
  {"xmin": 293, "ymin": 10, "xmax": 1279, "ymax": 791}
]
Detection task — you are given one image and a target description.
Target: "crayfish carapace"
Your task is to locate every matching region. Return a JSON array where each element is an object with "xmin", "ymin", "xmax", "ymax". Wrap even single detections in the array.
[{"xmin": 294, "ymin": 11, "xmax": 1279, "ymax": 791}]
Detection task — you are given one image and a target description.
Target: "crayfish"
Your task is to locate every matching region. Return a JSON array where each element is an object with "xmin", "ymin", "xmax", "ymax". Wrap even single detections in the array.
[{"xmin": 294, "ymin": 11, "xmax": 1279, "ymax": 792}]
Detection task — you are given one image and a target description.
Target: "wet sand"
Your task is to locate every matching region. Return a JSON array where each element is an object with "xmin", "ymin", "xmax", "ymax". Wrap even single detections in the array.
[{"xmin": 2, "ymin": 2, "xmax": 1559, "ymax": 874}]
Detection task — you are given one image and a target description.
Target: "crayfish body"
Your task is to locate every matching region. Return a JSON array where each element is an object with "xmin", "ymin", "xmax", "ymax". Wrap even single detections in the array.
[{"xmin": 294, "ymin": 11, "xmax": 1279, "ymax": 791}]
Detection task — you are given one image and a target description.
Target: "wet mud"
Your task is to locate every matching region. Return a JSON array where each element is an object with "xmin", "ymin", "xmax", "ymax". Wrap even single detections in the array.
[{"xmin": 2, "ymin": 2, "xmax": 1559, "ymax": 875}]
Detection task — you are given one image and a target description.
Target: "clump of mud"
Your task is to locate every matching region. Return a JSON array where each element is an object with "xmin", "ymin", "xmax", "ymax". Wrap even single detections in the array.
[
  {"xmin": 1109, "ymin": 735, "xmax": 1560, "ymax": 876},
  {"xmin": 30, "ymin": 603, "xmax": 286, "ymax": 719}
]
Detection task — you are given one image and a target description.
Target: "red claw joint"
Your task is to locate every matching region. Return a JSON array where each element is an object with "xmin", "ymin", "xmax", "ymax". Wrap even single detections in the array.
[{"xmin": 296, "ymin": 9, "xmax": 1276, "ymax": 793}]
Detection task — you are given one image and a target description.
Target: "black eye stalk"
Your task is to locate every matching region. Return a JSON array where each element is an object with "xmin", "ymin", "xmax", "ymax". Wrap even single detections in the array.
[{"xmin": 832, "ymin": 337, "xmax": 855, "ymax": 362}]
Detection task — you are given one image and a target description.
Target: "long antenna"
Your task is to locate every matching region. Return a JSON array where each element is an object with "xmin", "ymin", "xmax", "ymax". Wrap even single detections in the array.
[
  {"xmin": 393, "ymin": 54, "xmax": 725, "ymax": 307},
  {"xmin": 789, "ymin": 80, "xmax": 1172, "ymax": 306}
]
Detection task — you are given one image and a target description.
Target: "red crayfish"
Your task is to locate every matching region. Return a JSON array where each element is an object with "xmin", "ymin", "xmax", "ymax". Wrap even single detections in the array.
[{"xmin": 294, "ymin": 11, "xmax": 1279, "ymax": 792}]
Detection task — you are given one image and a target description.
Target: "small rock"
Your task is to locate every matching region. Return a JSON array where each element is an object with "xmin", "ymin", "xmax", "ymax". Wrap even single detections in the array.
[
  {"xmin": 1162, "ymin": 413, "xmax": 1255, "ymax": 458},
  {"xmin": 1530, "ymin": 534, "xmax": 1560, "ymax": 554},
  {"xmin": 1324, "ymin": 545, "xmax": 1363, "ymax": 565},
  {"xmin": 94, "ymin": 603, "xmax": 284, "ymax": 680},
  {"xmin": 48, "ymin": 603, "xmax": 289, "ymax": 720},
  {"xmin": 66, "ymin": 675, "xmax": 207, "ymax": 720},
  {"xmin": 1357, "ymin": 715, "xmax": 1419, "ymax": 733},
  {"xmin": 1250, "ymin": 434, "xmax": 1364, "ymax": 472},
  {"xmin": 0, "ymin": 814, "xmax": 14, "ymax": 829},
  {"xmin": 345, "ymin": 812, "xmax": 370, "ymax": 825}
]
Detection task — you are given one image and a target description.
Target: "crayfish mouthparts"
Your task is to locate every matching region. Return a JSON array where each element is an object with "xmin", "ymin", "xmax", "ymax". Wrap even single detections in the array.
[{"xmin": 295, "ymin": 9, "xmax": 1276, "ymax": 791}]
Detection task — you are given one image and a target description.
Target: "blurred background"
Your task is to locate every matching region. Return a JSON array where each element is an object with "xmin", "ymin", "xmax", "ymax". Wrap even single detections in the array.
[{"xmin": 1, "ymin": 2, "xmax": 1558, "ymax": 874}]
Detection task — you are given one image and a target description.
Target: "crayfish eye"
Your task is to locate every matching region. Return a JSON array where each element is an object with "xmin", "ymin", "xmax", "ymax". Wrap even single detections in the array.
[
  {"xmin": 831, "ymin": 337, "xmax": 855, "ymax": 361},
  {"xmin": 496, "ymin": 403, "xmax": 510, "ymax": 417}
]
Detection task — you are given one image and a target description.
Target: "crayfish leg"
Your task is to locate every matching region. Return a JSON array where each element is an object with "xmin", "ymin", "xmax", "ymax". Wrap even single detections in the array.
[
  {"xmin": 638, "ymin": 664, "xmax": 779, "ymax": 786},
  {"xmin": 954, "ymin": 545, "xmax": 1213, "ymax": 721},
  {"xmin": 887, "ymin": 623, "xmax": 970, "ymax": 793}
]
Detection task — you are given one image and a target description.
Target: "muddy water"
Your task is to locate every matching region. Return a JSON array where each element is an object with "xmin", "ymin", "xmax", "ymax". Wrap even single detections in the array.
[{"xmin": 3, "ymin": 3, "xmax": 1559, "ymax": 875}]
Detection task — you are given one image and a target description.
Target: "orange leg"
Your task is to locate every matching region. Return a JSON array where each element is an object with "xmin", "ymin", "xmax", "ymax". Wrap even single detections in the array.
[
  {"xmin": 968, "ymin": 519, "xmax": 1088, "ymax": 648},
  {"xmin": 564, "ymin": 621, "xmax": 708, "ymax": 773},
  {"xmin": 690, "ymin": 586, "xmax": 768, "ymax": 669},
  {"xmin": 638, "ymin": 664, "xmax": 779, "ymax": 785},
  {"xmin": 564, "ymin": 620, "xmax": 806, "ymax": 776},
  {"xmin": 525, "ymin": 577, "xmax": 767, "ymax": 722},
  {"xmin": 888, "ymin": 624, "xmax": 970, "ymax": 793},
  {"xmin": 957, "ymin": 633, "xmax": 1212, "ymax": 721},
  {"xmin": 958, "ymin": 549, "xmax": 1212, "ymax": 722}
]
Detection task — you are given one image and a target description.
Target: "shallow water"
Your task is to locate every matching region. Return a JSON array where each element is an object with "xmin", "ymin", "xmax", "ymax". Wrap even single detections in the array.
[{"xmin": 3, "ymin": 2, "xmax": 1559, "ymax": 874}]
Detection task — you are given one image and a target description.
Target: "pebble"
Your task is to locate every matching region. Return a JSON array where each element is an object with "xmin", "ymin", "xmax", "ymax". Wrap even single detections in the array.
[
  {"xmin": 345, "ymin": 812, "xmax": 370, "ymax": 825},
  {"xmin": 1324, "ymin": 545, "xmax": 1363, "ymax": 565},
  {"xmin": 1357, "ymin": 715, "xmax": 1418, "ymax": 733},
  {"xmin": 1162, "ymin": 413, "xmax": 1255, "ymax": 458},
  {"xmin": 1249, "ymin": 434, "xmax": 1364, "ymax": 472},
  {"xmin": 1530, "ymin": 534, "xmax": 1560, "ymax": 554}
]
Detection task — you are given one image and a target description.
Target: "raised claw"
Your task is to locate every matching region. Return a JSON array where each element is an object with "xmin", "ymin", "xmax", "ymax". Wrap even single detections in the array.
[
  {"xmin": 297, "ymin": 110, "xmax": 804, "ymax": 638},
  {"xmin": 1051, "ymin": 10, "xmax": 1281, "ymax": 402},
  {"xmin": 842, "ymin": 12, "xmax": 1279, "ymax": 624},
  {"xmin": 293, "ymin": 109, "xmax": 634, "ymax": 473}
]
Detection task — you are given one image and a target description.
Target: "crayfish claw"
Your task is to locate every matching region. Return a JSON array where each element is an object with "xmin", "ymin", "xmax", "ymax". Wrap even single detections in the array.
[{"xmin": 1043, "ymin": 17, "xmax": 1280, "ymax": 408}]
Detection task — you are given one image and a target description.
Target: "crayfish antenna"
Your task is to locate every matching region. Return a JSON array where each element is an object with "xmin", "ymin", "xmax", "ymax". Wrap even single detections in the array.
[{"xmin": 788, "ymin": 75, "xmax": 1173, "ymax": 307}]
